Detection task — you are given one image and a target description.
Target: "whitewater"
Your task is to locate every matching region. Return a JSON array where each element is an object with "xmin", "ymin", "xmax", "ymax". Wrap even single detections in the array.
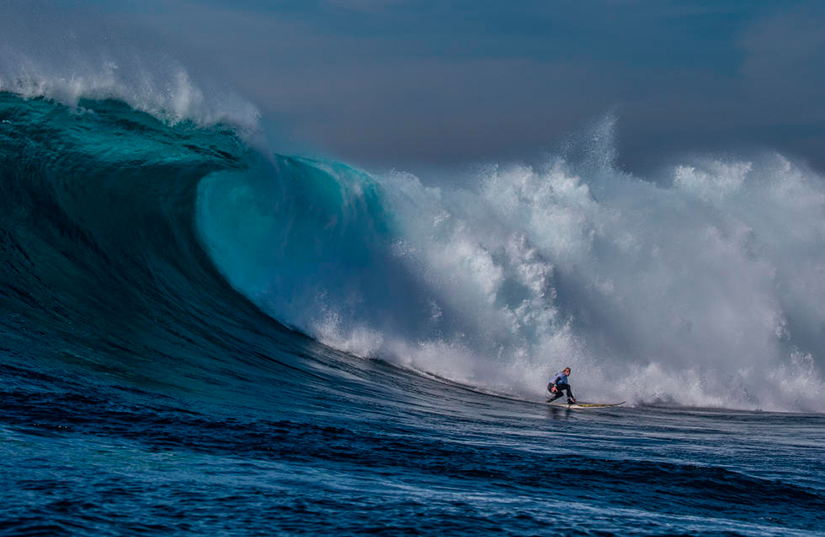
[
  {"xmin": 196, "ymin": 115, "xmax": 825, "ymax": 413},
  {"xmin": 1, "ymin": 60, "xmax": 824, "ymax": 535}
]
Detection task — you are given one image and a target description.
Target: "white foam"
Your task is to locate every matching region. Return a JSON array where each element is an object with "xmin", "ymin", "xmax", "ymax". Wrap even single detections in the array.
[{"xmin": 341, "ymin": 147, "xmax": 825, "ymax": 411}]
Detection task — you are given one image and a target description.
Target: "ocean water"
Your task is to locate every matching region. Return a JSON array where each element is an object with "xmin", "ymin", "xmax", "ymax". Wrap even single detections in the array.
[{"xmin": 1, "ymin": 83, "xmax": 824, "ymax": 536}]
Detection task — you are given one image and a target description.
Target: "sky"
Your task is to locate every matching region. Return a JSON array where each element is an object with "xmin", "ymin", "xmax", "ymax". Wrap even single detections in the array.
[{"xmin": 3, "ymin": 0, "xmax": 825, "ymax": 174}]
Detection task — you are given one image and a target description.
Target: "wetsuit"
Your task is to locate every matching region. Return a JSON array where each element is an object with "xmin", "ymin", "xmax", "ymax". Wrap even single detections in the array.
[{"xmin": 547, "ymin": 371, "xmax": 575, "ymax": 403}]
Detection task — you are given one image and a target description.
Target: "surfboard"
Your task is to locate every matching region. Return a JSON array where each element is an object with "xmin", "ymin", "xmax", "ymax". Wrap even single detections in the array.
[{"xmin": 547, "ymin": 400, "xmax": 625, "ymax": 409}]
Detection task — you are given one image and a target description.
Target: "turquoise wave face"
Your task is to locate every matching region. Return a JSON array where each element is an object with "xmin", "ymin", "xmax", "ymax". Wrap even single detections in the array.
[
  {"xmin": 196, "ymin": 154, "xmax": 442, "ymax": 343},
  {"xmin": 198, "ymin": 155, "xmax": 392, "ymax": 287}
]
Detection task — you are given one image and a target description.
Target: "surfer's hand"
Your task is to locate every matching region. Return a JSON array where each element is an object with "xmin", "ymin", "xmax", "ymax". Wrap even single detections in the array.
[{"xmin": 551, "ymin": 387, "xmax": 557, "ymax": 392}]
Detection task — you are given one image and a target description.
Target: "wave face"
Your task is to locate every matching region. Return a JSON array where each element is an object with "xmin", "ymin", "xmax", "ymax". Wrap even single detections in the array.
[{"xmin": 0, "ymin": 92, "xmax": 322, "ymax": 406}]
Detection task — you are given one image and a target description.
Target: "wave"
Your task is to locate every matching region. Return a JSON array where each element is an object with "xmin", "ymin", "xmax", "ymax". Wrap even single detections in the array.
[
  {"xmin": 1, "ymin": 87, "xmax": 824, "ymax": 413},
  {"xmin": 197, "ymin": 114, "xmax": 825, "ymax": 413},
  {"xmin": 0, "ymin": 91, "xmax": 295, "ymax": 400}
]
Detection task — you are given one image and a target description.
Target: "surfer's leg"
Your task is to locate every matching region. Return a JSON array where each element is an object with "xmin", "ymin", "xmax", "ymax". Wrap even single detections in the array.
[{"xmin": 557, "ymin": 383, "xmax": 574, "ymax": 403}]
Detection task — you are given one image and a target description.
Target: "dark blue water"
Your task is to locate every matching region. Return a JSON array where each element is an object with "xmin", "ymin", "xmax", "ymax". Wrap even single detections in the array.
[{"xmin": 1, "ymin": 93, "xmax": 824, "ymax": 536}]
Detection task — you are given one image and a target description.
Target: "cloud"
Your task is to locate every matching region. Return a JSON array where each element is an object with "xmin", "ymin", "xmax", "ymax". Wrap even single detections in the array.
[
  {"xmin": 738, "ymin": 7, "xmax": 825, "ymax": 104},
  {"xmin": 325, "ymin": 0, "xmax": 405, "ymax": 13}
]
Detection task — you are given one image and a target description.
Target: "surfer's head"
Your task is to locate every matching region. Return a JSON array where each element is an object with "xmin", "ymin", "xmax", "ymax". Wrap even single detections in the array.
[{"xmin": 563, "ymin": 367, "xmax": 571, "ymax": 375}]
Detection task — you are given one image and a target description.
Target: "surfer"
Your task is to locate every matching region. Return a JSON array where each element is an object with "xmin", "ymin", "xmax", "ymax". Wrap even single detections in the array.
[{"xmin": 547, "ymin": 367, "xmax": 576, "ymax": 404}]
